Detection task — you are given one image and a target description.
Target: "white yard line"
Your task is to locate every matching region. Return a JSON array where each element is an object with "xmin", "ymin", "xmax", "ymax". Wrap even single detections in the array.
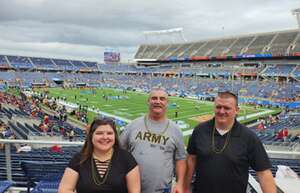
[{"xmin": 58, "ymin": 101, "xmax": 131, "ymax": 123}]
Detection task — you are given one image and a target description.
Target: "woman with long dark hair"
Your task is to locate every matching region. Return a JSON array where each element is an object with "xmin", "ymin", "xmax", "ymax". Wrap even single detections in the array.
[{"xmin": 58, "ymin": 118, "xmax": 140, "ymax": 193}]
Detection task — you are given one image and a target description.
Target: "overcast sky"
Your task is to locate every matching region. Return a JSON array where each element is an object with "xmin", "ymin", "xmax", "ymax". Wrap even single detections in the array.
[{"xmin": 0, "ymin": 0, "xmax": 299, "ymax": 62}]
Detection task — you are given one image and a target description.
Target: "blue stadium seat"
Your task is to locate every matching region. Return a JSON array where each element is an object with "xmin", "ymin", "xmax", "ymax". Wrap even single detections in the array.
[
  {"xmin": 0, "ymin": 180, "xmax": 13, "ymax": 193},
  {"xmin": 21, "ymin": 160, "xmax": 68, "ymax": 193},
  {"xmin": 30, "ymin": 180, "xmax": 60, "ymax": 193}
]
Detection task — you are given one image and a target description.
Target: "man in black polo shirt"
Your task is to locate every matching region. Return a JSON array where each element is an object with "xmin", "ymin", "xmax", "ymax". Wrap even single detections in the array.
[{"xmin": 185, "ymin": 91, "xmax": 276, "ymax": 193}]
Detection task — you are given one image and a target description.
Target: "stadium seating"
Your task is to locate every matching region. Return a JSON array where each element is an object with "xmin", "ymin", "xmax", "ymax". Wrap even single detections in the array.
[
  {"xmin": 290, "ymin": 32, "xmax": 300, "ymax": 54},
  {"xmin": 0, "ymin": 145, "xmax": 80, "ymax": 187},
  {"xmin": 70, "ymin": 60, "xmax": 86, "ymax": 68},
  {"xmin": 208, "ymin": 38, "xmax": 236, "ymax": 56},
  {"xmin": 158, "ymin": 43, "xmax": 182, "ymax": 59},
  {"xmin": 139, "ymin": 45, "xmax": 158, "ymax": 59},
  {"xmin": 0, "ymin": 55, "xmax": 10, "ymax": 68},
  {"xmin": 262, "ymin": 64, "xmax": 296, "ymax": 77},
  {"xmin": 266, "ymin": 31, "xmax": 298, "ymax": 55},
  {"xmin": 52, "ymin": 59, "xmax": 75, "ymax": 71},
  {"xmin": 0, "ymin": 71, "xmax": 15, "ymax": 82},
  {"xmin": 30, "ymin": 180, "xmax": 60, "ymax": 193},
  {"xmin": 21, "ymin": 160, "xmax": 68, "ymax": 192},
  {"xmin": 7, "ymin": 56, "xmax": 33, "ymax": 69},
  {"xmin": 149, "ymin": 44, "xmax": 171, "ymax": 59},
  {"xmin": 249, "ymin": 158, "xmax": 300, "ymax": 178},
  {"xmin": 226, "ymin": 36, "xmax": 255, "ymax": 56},
  {"xmin": 30, "ymin": 57, "xmax": 57, "ymax": 70},
  {"xmin": 293, "ymin": 65, "xmax": 300, "ymax": 78},
  {"xmin": 82, "ymin": 61, "xmax": 98, "ymax": 70},
  {"xmin": 181, "ymin": 42, "xmax": 207, "ymax": 58},
  {"xmin": 173, "ymin": 43, "xmax": 194, "ymax": 58},
  {"xmin": 135, "ymin": 30, "xmax": 300, "ymax": 59},
  {"xmin": 1, "ymin": 69, "xmax": 299, "ymax": 105},
  {"xmin": 134, "ymin": 44, "xmax": 147, "ymax": 59},
  {"xmin": 0, "ymin": 180, "xmax": 13, "ymax": 193},
  {"xmin": 193, "ymin": 40, "xmax": 221, "ymax": 56},
  {"xmin": 0, "ymin": 55, "xmax": 99, "ymax": 72},
  {"xmin": 244, "ymin": 33, "xmax": 275, "ymax": 54}
]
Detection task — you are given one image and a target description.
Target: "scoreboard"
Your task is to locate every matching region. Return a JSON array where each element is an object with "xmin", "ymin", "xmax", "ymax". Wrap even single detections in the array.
[{"xmin": 104, "ymin": 48, "xmax": 120, "ymax": 63}]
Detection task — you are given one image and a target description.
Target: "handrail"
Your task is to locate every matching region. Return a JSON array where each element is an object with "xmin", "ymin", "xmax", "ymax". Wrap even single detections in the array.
[{"xmin": 0, "ymin": 139, "xmax": 83, "ymax": 145}]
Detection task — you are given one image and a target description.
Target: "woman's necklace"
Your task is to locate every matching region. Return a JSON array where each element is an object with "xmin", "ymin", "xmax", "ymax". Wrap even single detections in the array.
[
  {"xmin": 144, "ymin": 115, "xmax": 169, "ymax": 135},
  {"xmin": 91, "ymin": 149, "xmax": 114, "ymax": 186},
  {"xmin": 211, "ymin": 126, "xmax": 232, "ymax": 154}
]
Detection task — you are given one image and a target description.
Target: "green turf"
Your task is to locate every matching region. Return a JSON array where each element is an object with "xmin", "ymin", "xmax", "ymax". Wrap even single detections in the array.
[{"xmin": 38, "ymin": 87, "xmax": 280, "ymax": 140}]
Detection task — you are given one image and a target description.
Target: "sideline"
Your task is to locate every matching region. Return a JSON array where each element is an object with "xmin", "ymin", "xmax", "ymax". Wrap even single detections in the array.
[{"xmin": 58, "ymin": 100, "xmax": 131, "ymax": 123}]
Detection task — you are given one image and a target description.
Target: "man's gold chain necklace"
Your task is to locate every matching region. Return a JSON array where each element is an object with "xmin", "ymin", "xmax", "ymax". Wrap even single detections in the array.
[
  {"xmin": 211, "ymin": 126, "xmax": 232, "ymax": 154},
  {"xmin": 144, "ymin": 115, "xmax": 169, "ymax": 135}
]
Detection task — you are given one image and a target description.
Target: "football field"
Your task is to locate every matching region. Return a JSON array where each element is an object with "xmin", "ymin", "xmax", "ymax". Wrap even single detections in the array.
[{"xmin": 40, "ymin": 88, "xmax": 279, "ymax": 143}]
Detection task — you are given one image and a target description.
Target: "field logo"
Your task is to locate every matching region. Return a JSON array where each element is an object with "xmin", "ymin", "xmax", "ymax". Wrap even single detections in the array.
[
  {"xmin": 190, "ymin": 114, "xmax": 213, "ymax": 123},
  {"xmin": 176, "ymin": 120, "xmax": 189, "ymax": 130}
]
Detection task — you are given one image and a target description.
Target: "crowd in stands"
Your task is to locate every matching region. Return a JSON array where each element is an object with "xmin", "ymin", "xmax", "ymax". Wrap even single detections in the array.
[
  {"xmin": 253, "ymin": 112, "xmax": 300, "ymax": 144},
  {"xmin": 1, "ymin": 59, "xmax": 300, "ymax": 109},
  {"xmin": 0, "ymin": 91, "xmax": 85, "ymax": 143},
  {"xmin": 32, "ymin": 92, "xmax": 89, "ymax": 124},
  {"xmin": 72, "ymin": 105, "xmax": 89, "ymax": 123},
  {"xmin": 1, "ymin": 85, "xmax": 299, "ymax": 148}
]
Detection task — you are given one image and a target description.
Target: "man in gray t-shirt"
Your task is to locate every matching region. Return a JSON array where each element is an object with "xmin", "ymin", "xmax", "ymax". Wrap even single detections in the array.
[{"xmin": 119, "ymin": 88, "xmax": 186, "ymax": 193}]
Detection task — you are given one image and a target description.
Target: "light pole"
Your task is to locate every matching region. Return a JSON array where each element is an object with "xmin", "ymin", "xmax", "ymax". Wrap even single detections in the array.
[{"xmin": 291, "ymin": 8, "xmax": 300, "ymax": 28}]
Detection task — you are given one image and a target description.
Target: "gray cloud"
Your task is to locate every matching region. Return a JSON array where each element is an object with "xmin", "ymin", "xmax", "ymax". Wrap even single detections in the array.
[{"xmin": 0, "ymin": 0, "xmax": 299, "ymax": 62}]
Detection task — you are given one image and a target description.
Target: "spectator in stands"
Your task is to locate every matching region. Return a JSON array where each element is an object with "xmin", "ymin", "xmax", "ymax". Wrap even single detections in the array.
[
  {"xmin": 277, "ymin": 129, "xmax": 284, "ymax": 140},
  {"xmin": 120, "ymin": 87, "xmax": 186, "ymax": 193},
  {"xmin": 40, "ymin": 123, "xmax": 48, "ymax": 133},
  {"xmin": 0, "ymin": 122, "xmax": 4, "ymax": 132},
  {"xmin": 68, "ymin": 128, "xmax": 75, "ymax": 141},
  {"xmin": 44, "ymin": 115, "xmax": 49, "ymax": 125},
  {"xmin": 17, "ymin": 144, "xmax": 32, "ymax": 153},
  {"xmin": 283, "ymin": 127, "xmax": 289, "ymax": 142},
  {"xmin": 0, "ymin": 143, "xmax": 4, "ymax": 150},
  {"xmin": 58, "ymin": 118, "xmax": 140, "ymax": 193},
  {"xmin": 185, "ymin": 91, "xmax": 276, "ymax": 193},
  {"xmin": 257, "ymin": 119, "xmax": 266, "ymax": 131},
  {"xmin": 63, "ymin": 112, "xmax": 68, "ymax": 121},
  {"xmin": 50, "ymin": 144, "xmax": 62, "ymax": 153},
  {"xmin": 60, "ymin": 126, "xmax": 65, "ymax": 136},
  {"xmin": 2, "ymin": 127, "xmax": 14, "ymax": 138}
]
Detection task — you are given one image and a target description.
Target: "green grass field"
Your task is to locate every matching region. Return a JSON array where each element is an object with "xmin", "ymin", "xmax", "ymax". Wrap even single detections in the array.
[{"xmin": 38, "ymin": 87, "xmax": 280, "ymax": 143}]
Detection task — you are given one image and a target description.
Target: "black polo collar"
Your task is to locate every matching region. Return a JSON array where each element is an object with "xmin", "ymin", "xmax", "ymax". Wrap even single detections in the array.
[{"xmin": 207, "ymin": 118, "xmax": 242, "ymax": 137}]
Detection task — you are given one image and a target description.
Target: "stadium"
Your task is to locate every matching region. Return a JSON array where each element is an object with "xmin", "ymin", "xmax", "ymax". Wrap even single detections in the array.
[{"xmin": 0, "ymin": 3, "xmax": 300, "ymax": 193}]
